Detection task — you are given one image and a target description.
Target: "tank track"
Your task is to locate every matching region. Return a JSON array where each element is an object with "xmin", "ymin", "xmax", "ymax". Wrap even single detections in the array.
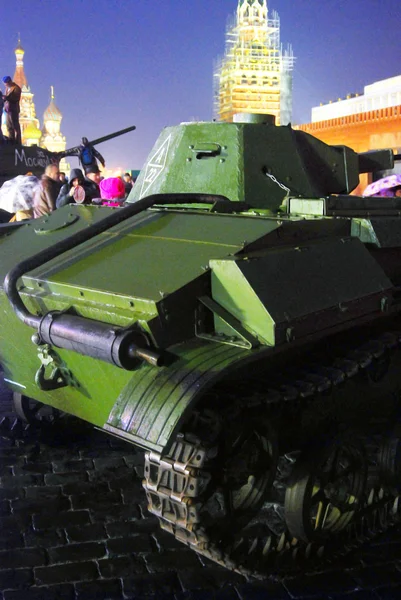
[{"xmin": 143, "ymin": 331, "xmax": 401, "ymax": 579}]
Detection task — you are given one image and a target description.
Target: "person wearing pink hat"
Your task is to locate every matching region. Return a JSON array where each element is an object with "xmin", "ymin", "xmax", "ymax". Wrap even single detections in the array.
[{"xmin": 99, "ymin": 177, "xmax": 126, "ymax": 207}]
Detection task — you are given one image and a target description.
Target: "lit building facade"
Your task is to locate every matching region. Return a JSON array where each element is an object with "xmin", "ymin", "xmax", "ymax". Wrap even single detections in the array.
[
  {"xmin": 311, "ymin": 75, "xmax": 401, "ymax": 123},
  {"xmin": 2, "ymin": 41, "xmax": 68, "ymax": 160},
  {"xmin": 296, "ymin": 75, "xmax": 401, "ymax": 194},
  {"xmin": 214, "ymin": 0, "xmax": 294, "ymax": 125}
]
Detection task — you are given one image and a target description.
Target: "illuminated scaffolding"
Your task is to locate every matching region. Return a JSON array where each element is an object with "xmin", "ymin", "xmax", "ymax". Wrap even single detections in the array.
[{"xmin": 214, "ymin": 0, "xmax": 294, "ymax": 125}]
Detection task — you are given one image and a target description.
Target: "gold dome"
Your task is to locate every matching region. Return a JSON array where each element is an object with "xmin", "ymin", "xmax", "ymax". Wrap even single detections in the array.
[
  {"xmin": 15, "ymin": 40, "xmax": 25, "ymax": 55},
  {"xmin": 24, "ymin": 122, "xmax": 42, "ymax": 140}
]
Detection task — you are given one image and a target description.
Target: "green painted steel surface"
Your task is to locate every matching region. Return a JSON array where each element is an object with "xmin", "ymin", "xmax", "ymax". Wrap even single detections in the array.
[
  {"xmin": 105, "ymin": 339, "xmax": 256, "ymax": 452},
  {"xmin": 0, "ymin": 295, "xmax": 131, "ymax": 426},
  {"xmin": 0, "ymin": 203, "xmax": 280, "ymax": 430},
  {"xmin": 127, "ymin": 121, "xmax": 359, "ymax": 209},
  {"xmin": 128, "ymin": 123, "xmax": 245, "ymax": 204},
  {"xmin": 1, "ymin": 205, "xmax": 278, "ymax": 300},
  {"xmin": 211, "ymin": 237, "xmax": 393, "ymax": 346}
]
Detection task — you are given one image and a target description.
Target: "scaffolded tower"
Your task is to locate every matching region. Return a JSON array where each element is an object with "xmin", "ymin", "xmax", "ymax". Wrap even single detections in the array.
[{"xmin": 214, "ymin": 0, "xmax": 294, "ymax": 125}]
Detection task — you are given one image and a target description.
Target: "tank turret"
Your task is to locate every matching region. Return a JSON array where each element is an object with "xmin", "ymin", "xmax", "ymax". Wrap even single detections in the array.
[
  {"xmin": 128, "ymin": 113, "xmax": 392, "ymax": 209},
  {"xmin": 1, "ymin": 116, "xmax": 401, "ymax": 578}
]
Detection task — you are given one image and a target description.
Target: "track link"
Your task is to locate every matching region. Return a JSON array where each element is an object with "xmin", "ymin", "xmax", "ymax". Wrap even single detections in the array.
[{"xmin": 143, "ymin": 332, "xmax": 401, "ymax": 578}]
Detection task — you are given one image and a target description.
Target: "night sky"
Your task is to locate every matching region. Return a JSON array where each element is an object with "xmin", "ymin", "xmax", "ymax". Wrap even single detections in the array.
[{"xmin": 1, "ymin": 0, "xmax": 400, "ymax": 171}]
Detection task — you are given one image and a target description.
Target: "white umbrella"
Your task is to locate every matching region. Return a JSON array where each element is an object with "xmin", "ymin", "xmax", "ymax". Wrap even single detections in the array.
[{"xmin": 0, "ymin": 175, "xmax": 40, "ymax": 213}]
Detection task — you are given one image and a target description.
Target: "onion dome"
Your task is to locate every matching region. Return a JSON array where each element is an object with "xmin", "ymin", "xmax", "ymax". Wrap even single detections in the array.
[
  {"xmin": 239, "ymin": 0, "xmax": 264, "ymax": 5},
  {"xmin": 44, "ymin": 86, "xmax": 62, "ymax": 122},
  {"xmin": 24, "ymin": 122, "xmax": 42, "ymax": 141},
  {"xmin": 13, "ymin": 38, "xmax": 28, "ymax": 88}
]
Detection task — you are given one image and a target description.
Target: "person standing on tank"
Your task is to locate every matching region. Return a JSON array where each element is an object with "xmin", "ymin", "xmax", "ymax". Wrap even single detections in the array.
[
  {"xmin": 0, "ymin": 91, "xmax": 4, "ymax": 143},
  {"xmin": 2, "ymin": 76, "xmax": 22, "ymax": 145},
  {"xmin": 81, "ymin": 137, "xmax": 105, "ymax": 173},
  {"xmin": 66, "ymin": 137, "xmax": 106, "ymax": 173}
]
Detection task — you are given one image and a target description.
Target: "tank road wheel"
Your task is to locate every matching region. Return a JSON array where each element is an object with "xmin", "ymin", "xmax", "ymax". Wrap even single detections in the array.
[
  {"xmin": 13, "ymin": 392, "xmax": 62, "ymax": 424},
  {"xmin": 203, "ymin": 414, "xmax": 278, "ymax": 535},
  {"xmin": 378, "ymin": 427, "xmax": 401, "ymax": 489},
  {"xmin": 284, "ymin": 436, "xmax": 367, "ymax": 543}
]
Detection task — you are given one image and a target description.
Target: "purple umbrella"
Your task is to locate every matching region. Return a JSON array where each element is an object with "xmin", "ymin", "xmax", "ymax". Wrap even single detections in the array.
[{"xmin": 363, "ymin": 174, "xmax": 401, "ymax": 197}]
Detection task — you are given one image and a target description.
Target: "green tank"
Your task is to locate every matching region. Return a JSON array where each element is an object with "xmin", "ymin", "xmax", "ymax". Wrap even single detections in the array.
[{"xmin": 1, "ymin": 113, "xmax": 401, "ymax": 577}]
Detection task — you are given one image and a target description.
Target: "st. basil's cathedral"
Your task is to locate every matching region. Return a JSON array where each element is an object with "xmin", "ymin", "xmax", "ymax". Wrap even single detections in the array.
[{"xmin": 1, "ymin": 40, "xmax": 67, "ymax": 159}]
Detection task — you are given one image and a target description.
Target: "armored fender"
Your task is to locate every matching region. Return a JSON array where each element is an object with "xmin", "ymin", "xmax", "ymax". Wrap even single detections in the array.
[{"xmin": 105, "ymin": 340, "xmax": 254, "ymax": 452}]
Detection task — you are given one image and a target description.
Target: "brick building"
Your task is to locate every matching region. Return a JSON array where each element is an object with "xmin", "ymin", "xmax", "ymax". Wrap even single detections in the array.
[{"xmin": 296, "ymin": 75, "xmax": 401, "ymax": 194}]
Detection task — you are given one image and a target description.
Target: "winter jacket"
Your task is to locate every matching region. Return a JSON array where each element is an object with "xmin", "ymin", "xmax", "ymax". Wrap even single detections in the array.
[
  {"xmin": 0, "ymin": 95, "xmax": 4, "ymax": 141},
  {"xmin": 80, "ymin": 144, "xmax": 105, "ymax": 169},
  {"xmin": 56, "ymin": 169, "xmax": 101, "ymax": 207},
  {"xmin": 56, "ymin": 182, "xmax": 73, "ymax": 209},
  {"xmin": 33, "ymin": 175, "xmax": 61, "ymax": 218},
  {"xmin": 84, "ymin": 177, "xmax": 101, "ymax": 201},
  {"xmin": 4, "ymin": 81, "xmax": 21, "ymax": 113},
  {"xmin": 66, "ymin": 144, "xmax": 105, "ymax": 171},
  {"xmin": 56, "ymin": 168, "xmax": 85, "ymax": 208}
]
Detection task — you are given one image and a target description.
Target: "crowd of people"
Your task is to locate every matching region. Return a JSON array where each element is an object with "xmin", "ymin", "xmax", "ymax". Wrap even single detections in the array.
[
  {"xmin": 0, "ymin": 164, "xmax": 136, "ymax": 222},
  {"xmin": 0, "ymin": 74, "xmax": 137, "ymax": 221}
]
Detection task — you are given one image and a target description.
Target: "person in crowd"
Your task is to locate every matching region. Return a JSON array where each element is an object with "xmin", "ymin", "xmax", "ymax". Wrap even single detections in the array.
[
  {"xmin": 2, "ymin": 76, "xmax": 21, "ymax": 145},
  {"xmin": 0, "ymin": 91, "xmax": 4, "ymax": 143},
  {"xmin": 56, "ymin": 168, "xmax": 86, "ymax": 208},
  {"xmin": 33, "ymin": 164, "xmax": 61, "ymax": 218},
  {"xmin": 122, "ymin": 172, "xmax": 133, "ymax": 196},
  {"xmin": 67, "ymin": 137, "xmax": 106, "ymax": 173},
  {"xmin": 84, "ymin": 164, "xmax": 102, "ymax": 201},
  {"xmin": 59, "ymin": 172, "xmax": 67, "ymax": 185},
  {"xmin": 99, "ymin": 177, "xmax": 126, "ymax": 206},
  {"xmin": 80, "ymin": 137, "xmax": 105, "ymax": 172}
]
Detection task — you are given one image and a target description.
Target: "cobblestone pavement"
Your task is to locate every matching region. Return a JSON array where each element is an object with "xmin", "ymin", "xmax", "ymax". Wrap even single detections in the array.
[{"xmin": 1, "ymin": 371, "xmax": 401, "ymax": 599}]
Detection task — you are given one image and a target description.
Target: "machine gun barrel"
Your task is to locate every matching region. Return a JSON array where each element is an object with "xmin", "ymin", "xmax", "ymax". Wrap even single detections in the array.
[
  {"xmin": 85, "ymin": 125, "xmax": 136, "ymax": 147},
  {"xmin": 58, "ymin": 125, "xmax": 136, "ymax": 158},
  {"xmin": 358, "ymin": 149, "xmax": 394, "ymax": 173}
]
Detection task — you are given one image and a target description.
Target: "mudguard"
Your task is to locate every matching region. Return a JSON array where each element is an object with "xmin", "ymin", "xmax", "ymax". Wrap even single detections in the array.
[{"xmin": 104, "ymin": 339, "xmax": 257, "ymax": 453}]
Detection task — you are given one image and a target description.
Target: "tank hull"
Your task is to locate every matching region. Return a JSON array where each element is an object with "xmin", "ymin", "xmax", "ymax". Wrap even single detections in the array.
[{"xmin": 2, "ymin": 119, "xmax": 401, "ymax": 576}]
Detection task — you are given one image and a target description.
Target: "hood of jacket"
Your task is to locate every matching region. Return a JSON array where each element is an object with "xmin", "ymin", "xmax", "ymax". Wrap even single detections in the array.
[{"xmin": 69, "ymin": 168, "xmax": 84, "ymax": 185}]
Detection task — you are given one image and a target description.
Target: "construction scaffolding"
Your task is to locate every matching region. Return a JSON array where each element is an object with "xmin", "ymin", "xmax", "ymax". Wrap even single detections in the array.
[{"xmin": 214, "ymin": 0, "xmax": 295, "ymax": 125}]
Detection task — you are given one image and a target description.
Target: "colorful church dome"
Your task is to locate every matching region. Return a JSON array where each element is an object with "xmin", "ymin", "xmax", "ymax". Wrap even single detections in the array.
[
  {"xmin": 44, "ymin": 87, "xmax": 62, "ymax": 122},
  {"xmin": 13, "ymin": 39, "xmax": 28, "ymax": 89}
]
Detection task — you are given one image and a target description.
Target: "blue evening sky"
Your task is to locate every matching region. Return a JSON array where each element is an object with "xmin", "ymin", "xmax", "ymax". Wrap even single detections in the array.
[{"xmin": 1, "ymin": 0, "xmax": 400, "ymax": 170}]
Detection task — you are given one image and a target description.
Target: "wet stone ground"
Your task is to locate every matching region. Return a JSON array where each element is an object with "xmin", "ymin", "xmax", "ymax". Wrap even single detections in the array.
[{"xmin": 1, "ymin": 370, "xmax": 401, "ymax": 599}]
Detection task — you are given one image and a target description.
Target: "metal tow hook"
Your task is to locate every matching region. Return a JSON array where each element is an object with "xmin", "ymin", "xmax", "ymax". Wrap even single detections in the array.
[{"xmin": 34, "ymin": 344, "xmax": 69, "ymax": 391}]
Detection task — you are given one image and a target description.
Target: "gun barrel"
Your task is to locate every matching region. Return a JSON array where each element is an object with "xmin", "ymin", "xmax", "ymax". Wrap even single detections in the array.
[
  {"xmin": 59, "ymin": 126, "xmax": 136, "ymax": 158},
  {"xmin": 88, "ymin": 125, "xmax": 136, "ymax": 147},
  {"xmin": 358, "ymin": 149, "xmax": 394, "ymax": 173}
]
